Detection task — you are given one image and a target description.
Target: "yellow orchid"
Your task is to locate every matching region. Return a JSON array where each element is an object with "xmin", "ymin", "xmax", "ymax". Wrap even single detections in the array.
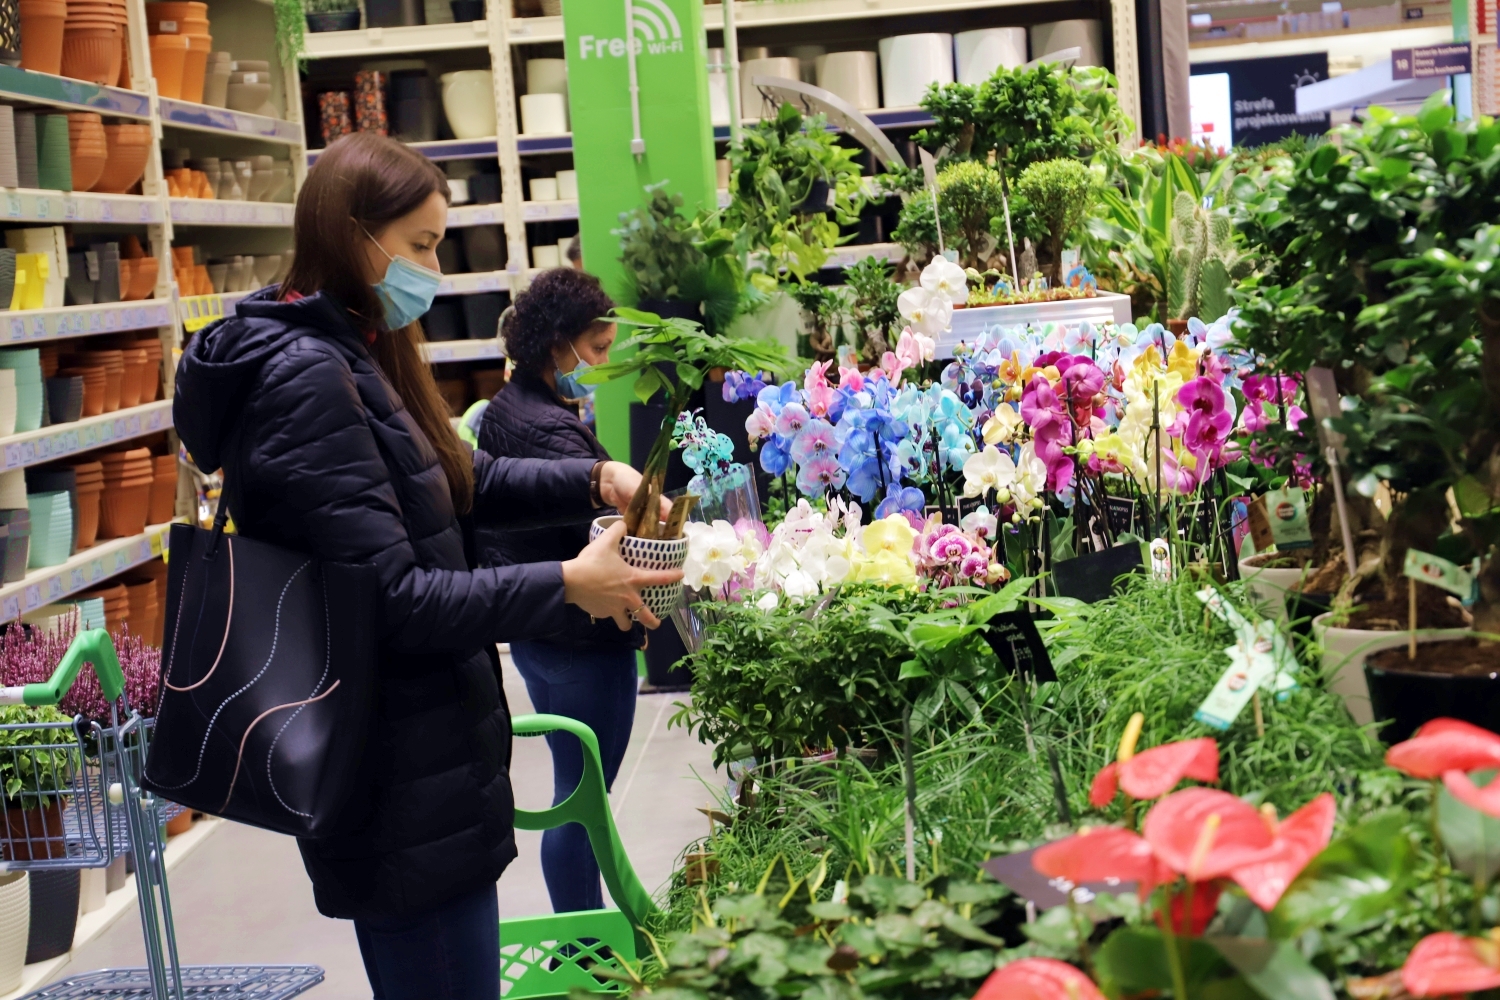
[
  {"xmin": 982, "ymin": 405, "xmax": 1023, "ymax": 445},
  {"xmin": 850, "ymin": 549, "xmax": 918, "ymax": 585},
  {"xmin": 862, "ymin": 514, "xmax": 917, "ymax": 556},
  {"xmin": 998, "ymin": 351, "xmax": 1040, "ymax": 386},
  {"xmin": 1166, "ymin": 339, "xmax": 1203, "ymax": 384}
]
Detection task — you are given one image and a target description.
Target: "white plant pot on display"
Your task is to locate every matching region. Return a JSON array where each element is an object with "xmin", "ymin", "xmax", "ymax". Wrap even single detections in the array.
[
  {"xmin": 556, "ymin": 169, "xmax": 578, "ymax": 200},
  {"xmin": 816, "ymin": 51, "xmax": 879, "ymax": 110},
  {"xmin": 78, "ymin": 866, "xmax": 107, "ymax": 915},
  {"xmin": 878, "ymin": 33, "xmax": 953, "ymax": 108},
  {"xmin": 525, "ymin": 58, "xmax": 568, "ymax": 97},
  {"xmin": 440, "ymin": 70, "xmax": 497, "ymax": 140},
  {"xmin": 936, "ymin": 293, "xmax": 1134, "ymax": 359},
  {"xmin": 519, "ymin": 93, "xmax": 568, "ymax": 136},
  {"xmin": 1313, "ymin": 612, "xmax": 1474, "ymax": 725},
  {"xmin": 954, "ymin": 28, "xmax": 1027, "ymax": 85},
  {"xmin": 740, "ymin": 57, "xmax": 801, "ymax": 118},
  {"xmin": 0, "ymin": 871, "xmax": 27, "ymax": 995},
  {"xmin": 589, "ymin": 515, "xmax": 687, "ymax": 620},
  {"xmin": 1237, "ymin": 554, "xmax": 1313, "ymax": 623}
]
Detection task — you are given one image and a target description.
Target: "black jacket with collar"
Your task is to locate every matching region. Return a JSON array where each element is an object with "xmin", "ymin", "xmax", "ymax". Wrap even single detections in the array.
[
  {"xmin": 475, "ymin": 370, "xmax": 641, "ymax": 649},
  {"xmin": 173, "ymin": 288, "xmax": 597, "ymax": 920}
]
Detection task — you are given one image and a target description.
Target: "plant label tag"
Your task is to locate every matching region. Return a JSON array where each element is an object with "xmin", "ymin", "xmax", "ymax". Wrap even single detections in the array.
[
  {"xmin": 1303, "ymin": 367, "xmax": 1347, "ymax": 462},
  {"xmin": 1247, "ymin": 487, "xmax": 1312, "ymax": 552},
  {"xmin": 918, "ymin": 148, "xmax": 938, "ymax": 191},
  {"xmin": 1195, "ymin": 638, "xmax": 1278, "ymax": 730},
  {"xmin": 1104, "ymin": 496, "xmax": 1135, "ymax": 536},
  {"xmin": 1403, "ymin": 548, "xmax": 1481, "ymax": 606},
  {"xmin": 984, "ymin": 611, "xmax": 1057, "ymax": 682},
  {"xmin": 1150, "ymin": 538, "xmax": 1172, "ymax": 581},
  {"xmin": 1196, "ymin": 588, "xmax": 1301, "ymax": 698}
]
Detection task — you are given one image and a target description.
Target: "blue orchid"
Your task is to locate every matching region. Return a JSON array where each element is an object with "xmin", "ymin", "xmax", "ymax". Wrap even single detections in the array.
[{"xmin": 875, "ymin": 483, "xmax": 925, "ymax": 520}]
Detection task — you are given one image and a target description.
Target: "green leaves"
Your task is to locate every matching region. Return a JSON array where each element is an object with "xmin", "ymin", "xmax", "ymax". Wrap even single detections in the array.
[
  {"xmin": 1271, "ymin": 810, "xmax": 1416, "ymax": 936},
  {"xmin": 1439, "ymin": 770, "xmax": 1500, "ymax": 883}
]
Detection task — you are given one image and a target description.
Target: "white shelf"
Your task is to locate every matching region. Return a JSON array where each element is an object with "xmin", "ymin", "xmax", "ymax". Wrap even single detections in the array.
[
  {"xmin": 0, "ymin": 189, "xmax": 161, "ymax": 225},
  {"xmin": 158, "ymin": 98, "xmax": 305, "ymax": 145},
  {"xmin": 448, "ymin": 203, "xmax": 506, "ymax": 228},
  {"xmin": 0, "ymin": 520, "xmax": 173, "ymax": 624},
  {"xmin": 1, "ymin": 400, "xmax": 172, "ymax": 473},
  {"xmin": 169, "ymin": 199, "xmax": 295, "ymax": 226},
  {"xmin": 422, "ymin": 338, "xmax": 503, "ymax": 363},
  {"xmin": 823, "ymin": 242, "xmax": 905, "ymax": 269},
  {"xmin": 522, "ymin": 199, "xmax": 579, "ymax": 223},
  {"xmin": 0, "ymin": 300, "xmax": 172, "ymax": 345},
  {"xmin": 507, "ymin": 0, "xmax": 1066, "ymax": 44},
  {"xmin": 303, "ymin": 19, "xmax": 493, "ymax": 58},
  {"xmin": 438, "ymin": 270, "xmax": 511, "ymax": 296}
]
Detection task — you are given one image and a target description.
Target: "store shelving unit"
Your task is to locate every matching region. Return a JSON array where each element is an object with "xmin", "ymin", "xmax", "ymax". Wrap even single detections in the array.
[
  {"xmin": 0, "ymin": 521, "xmax": 172, "ymax": 624},
  {"xmin": 0, "ymin": 400, "xmax": 172, "ymax": 472}
]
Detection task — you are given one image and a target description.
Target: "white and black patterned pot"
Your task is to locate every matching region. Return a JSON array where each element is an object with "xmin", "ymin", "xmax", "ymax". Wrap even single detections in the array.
[{"xmin": 589, "ymin": 515, "xmax": 687, "ymax": 620}]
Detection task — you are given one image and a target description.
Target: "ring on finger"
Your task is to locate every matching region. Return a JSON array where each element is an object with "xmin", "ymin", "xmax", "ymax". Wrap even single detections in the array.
[{"xmin": 628, "ymin": 604, "xmax": 647, "ymax": 622}]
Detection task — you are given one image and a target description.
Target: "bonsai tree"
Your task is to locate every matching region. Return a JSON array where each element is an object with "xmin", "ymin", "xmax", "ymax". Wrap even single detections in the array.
[
  {"xmin": 1235, "ymin": 94, "xmax": 1500, "ymax": 631},
  {"xmin": 789, "ymin": 281, "xmax": 846, "ymax": 360},
  {"xmin": 579, "ymin": 311, "xmax": 791, "ymax": 538},
  {"xmin": 843, "ymin": 256, "xmax": 902, "ymax": 362},
  {"xmin": 1012, "ymin": 157, "xmax": 1096, "ymax": 285},
  {"xmin": 891, "ymin": 160, "xmax": 1004, "ymax": 270},
  {"xmin": 722, "ymin": 102, "xmax": 868, "ymax": 287},
  {"xmin": 614, "ymin": 182, "xmax": 745, "ymax": 334}
]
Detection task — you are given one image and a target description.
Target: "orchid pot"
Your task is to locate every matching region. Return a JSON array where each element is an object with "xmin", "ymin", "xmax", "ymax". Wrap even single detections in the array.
[
  {"xmin": 1313, "ymin": 611, "xmax": 1474, "ymax": 727},
  {"xmin": 935, "ymin": 291, "xmax": 1132, "ymax": 359},
  {"xmin": 589, "ymin": 514, "xmax": 686, "ymax": 620}
]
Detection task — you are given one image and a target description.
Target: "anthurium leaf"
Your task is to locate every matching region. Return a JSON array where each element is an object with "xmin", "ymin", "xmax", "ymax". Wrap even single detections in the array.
[
  {"xmin": 1270, "ymin": 810, "xmax": 1416, "ymax": 936},
  {"xmin": 1094, "ymin": 926, "xmax": 1230, "ymax": 993},
  {"xmin": 1439, "ymin": 770, "xmax": 1500, "ymax": 883},
  {"xmin": 1207, "ymin": 937, "xmax": 1335, "ymax": 1000}
]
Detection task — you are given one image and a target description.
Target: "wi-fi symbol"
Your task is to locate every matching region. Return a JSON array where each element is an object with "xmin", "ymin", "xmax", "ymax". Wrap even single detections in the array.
[{"xmin": 630, "ymin": 0, "xmax": 680, "ymax": 42}]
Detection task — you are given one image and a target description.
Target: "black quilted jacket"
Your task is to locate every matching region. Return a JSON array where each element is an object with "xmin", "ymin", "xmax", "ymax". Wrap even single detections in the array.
[
  {"xmin": 173, "ymin": 288, "xmax": 597, "ymax": 920},
  {"xmin": 476, "ymin": 371, "xmax": 641, "ymax": 649}
]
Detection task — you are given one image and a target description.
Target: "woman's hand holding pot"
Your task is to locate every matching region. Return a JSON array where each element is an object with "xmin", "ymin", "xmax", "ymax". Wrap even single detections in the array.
[{"xmin": 561, "ymin": 519, "xmax": 682, "ymax": 630}]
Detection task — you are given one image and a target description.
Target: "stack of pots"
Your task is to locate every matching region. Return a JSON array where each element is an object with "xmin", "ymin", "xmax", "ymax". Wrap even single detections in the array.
[
  {"xmin": 60, "ymin": 0, "xmax": 124, "ymax": 84},
  {"xmin": 117, "ymin": 346, "xmax": 148, "ymax": 408},
  {"xmin": 68, "ymin": 460, "xmax": 102, "ymax": 549},
  {"xmin": 81, "ymin": 581, "xmax": 126, "ymax": 633},
  {"xmin": 95, "ymin": 123, "xmax": 150, "ymax": 193},
  {"xmin": 148, "ymin": 454, "xmax": 174, "ymax": 524},
  {"xmin": 65, "ymin": 113, "xmax": 106, "ymax": 191},
  {"xmin": 147, "ymin": 2, "xmax": 211, "ymax": 102},
  {"xmin": 64, "ymin": 349, "xmax": 122, "ymax": 411},
  {"xmin": 98, "ymin": 448, "xmax": 151, "ymax": 539},
  {"xmin": 126, "ymin": 336, "xmax": 162, "ymax": 402},
  {"xmin": 123, "ymin": 577, "xmax": 157, "ymax": 640},
  {"xmin": 56, "ymin": 362, "xmax": 103, "ymax": 416},
  {"xmin": 19, "ymin": 0, "xmax": 66, "ymax": 76}
]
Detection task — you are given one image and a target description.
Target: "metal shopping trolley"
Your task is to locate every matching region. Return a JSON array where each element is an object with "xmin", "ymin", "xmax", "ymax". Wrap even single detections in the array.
[{"xmin": 0, "ymin": 629, "xmax": 324, "ymax": 1000}]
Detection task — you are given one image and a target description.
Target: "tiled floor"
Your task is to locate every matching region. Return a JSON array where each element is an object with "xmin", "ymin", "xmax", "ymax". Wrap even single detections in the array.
[{"xmin": 47, "ymin": 648, "xmax": 719, "ymax": 999}]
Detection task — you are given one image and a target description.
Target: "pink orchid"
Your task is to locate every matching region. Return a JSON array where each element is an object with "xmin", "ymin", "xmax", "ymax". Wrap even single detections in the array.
[
  {"xmin": 1239, "ymin": 375, "xmax": 1302, "ymax": 434},
  {"xmin": 774, "ymin": 401, "xmax": 809, "ymax": 437},
  {"xmin": 838, "ymin": 365, "xmax": 865, "ymax": 393},
  {"xmin": 804, "ymin": 360, "xmax": 834, "ymax": 417},
  {"xmin": 745, "ymin": 406, "xmax": 776, "ymax": 442},
  {"xmin": 959, "ymin": 551, "xmax": 989, "ymax": 581},
  {"xmin": 1175, "ymin": 377, "xmax": 1234, "ymax": 469},
  {"xmin": 928, "ymin": 527, "xmax": 977, "ymax": 563},
  {"xmin": 879, "ymin": 351, "xmax": 909, "ymax": 386},
  {"xmin": 895, "ymin": 328, "xmax": 933, "ymax": 370},
  {"xmin": 1020, "ymin": 374, "xmax": 1075, "ymax": 492}
]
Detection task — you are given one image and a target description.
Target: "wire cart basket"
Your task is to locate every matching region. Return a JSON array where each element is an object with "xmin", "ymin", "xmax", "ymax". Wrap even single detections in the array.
[{"xmin": 0, "ymin": 629, "xmax": 324, "ymax": 1000}]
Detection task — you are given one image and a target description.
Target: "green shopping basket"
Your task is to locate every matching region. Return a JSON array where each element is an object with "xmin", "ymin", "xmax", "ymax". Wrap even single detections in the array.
[{"xmin": 501, "ymin": 714, "xmax": 660, "ymax": 1000}]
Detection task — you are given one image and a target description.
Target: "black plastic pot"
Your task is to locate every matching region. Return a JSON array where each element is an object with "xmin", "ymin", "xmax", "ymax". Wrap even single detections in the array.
[
  {"xmin": 364, "ymin": 0, "xmax": 423, "ymax": 27},
  {"xmin": 436, "ymin": 238, "xmax": 465, "ymax": 276},
  {"xmin": 305, "ymin": 10, "xmax": 359, "ymax": 31},
  {"xmin": 423, "ymin": 300, "xmax": 463, "ymax": 342},
  {"xmin": 390, "ymin": 98, "xmax": 439, "ymax": 143},
  {"xmin": 462, "ymin": 226, "xmax": 503, "ymax": 272},
  {"xmin": 26, "ymin": 869, "xmax": 79, "ymax": 964},
  {"xmin": 462, "ymin": 293, "xmax": 504, "ymax": 340},
  {"xmin": 1366, "ymin": 651, "xmax": 1500, "ymax": 745},
  {"xmin": 1284, "ymin": 591, "xmax": 1331, "ymax": 640},
  {"xmin": 450, "ymin": 0, "xmax": 484, "ymax": 19},
  {"xmin": 636, "ymin": 299, "xmax": 701, "ymax": 321},
  {"xmin": 468, "ymin": 172, "xmax": 500, "ymax": 204},
  {"xmin": 796, "ymin": 179, "xmax": 830, "ymax": 215}
]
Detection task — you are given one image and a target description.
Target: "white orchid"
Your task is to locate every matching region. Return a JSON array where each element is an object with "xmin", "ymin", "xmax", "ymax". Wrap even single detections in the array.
[
  {"xmin": 897, "ymin": 285, "xmax": 953, "ymax": 338},
  {"xmin": 1012, "ymin": 442, "xmax": 1048, "ymax": 510},
  {"xmin": 919, "ymin": 256, "xmax": 969, "ymax": 305},
  {"xmin": 800, "ymin": 530, "xmax": 854, "ymax": 586},
  {"xmin": 755, "ymin": 591, "xmax": 780, "ymax": 611},
  {"xmin": 960, "ymin": 506, "xmax": 998, "ymax": 541},
  {"xmin": 683, "ymin": 520, "xmax": 744, "ymax": 590},
  {"xmin": 962, "ymin": 445, "xmax": 1017, "ymax": 500}
]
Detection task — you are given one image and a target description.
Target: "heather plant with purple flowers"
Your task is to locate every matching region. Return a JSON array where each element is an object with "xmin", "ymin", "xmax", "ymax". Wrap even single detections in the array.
[{"xmin": 0, "ymin": 615, "xmax": 161, "ymax": 722}]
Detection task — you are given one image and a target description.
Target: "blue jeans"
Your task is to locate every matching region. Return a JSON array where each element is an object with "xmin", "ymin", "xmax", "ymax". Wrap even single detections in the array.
[
  {"xmin": 509, "ymin": 640, "xmax": 637, "ymax": 913},
  {"xmin": 353, "ymin": 882, "xmax": 499, "ymax": 1000}
]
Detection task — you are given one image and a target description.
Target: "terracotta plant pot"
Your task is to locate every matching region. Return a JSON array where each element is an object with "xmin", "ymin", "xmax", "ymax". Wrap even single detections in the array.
[
  {"xmin": 19, "ymin": 0, "xmax": 66, "ymax": 75},
  {"xmin": 180, "ymin": 32, "xmax": 211, "ymax": 103},
  {"xmin": 73, "ymin": 483, "xmax": 101, "ymax": 549},
  {"xmin": 117, "ymin": 347, "xmax": 146, "ymax": 407},
  {"xmin": 2, "ymin": 801, "xmax": 66, "ymax": 861},
  {"xmin": 165, "ymin": 809, "xmax": 191, "ymax": 836},
  {"xmin": 92, "ymin": 141, "xmax": 147, "ymax": 193},
  {"xmin": 60, "ymin": 24, "xmax": 119, "ymax": 84},
  {"xmin": 66, "ymin": 113, "xmax": 107, "ymax": 189},
  {"xmin": 147, "ymin": 33, "xmax": 188, "ymax": 98},
  {"xmin": 149, "ymin": 455, "xmax": 174, "ymax": 523},
  {"xmin": 58, "ymin": 366, "xmax": 104, "ymax": 416},
  {"xmin": 125, "ymin": 256, "xmax": 156, "ymax": 300},
  {"xmin": 98, "ymin": 481, "xmax": 149, "ymax": 538}
]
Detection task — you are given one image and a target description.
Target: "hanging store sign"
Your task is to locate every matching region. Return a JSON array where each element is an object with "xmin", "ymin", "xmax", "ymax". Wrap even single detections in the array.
[{"xmin": 1391, "ymin": 44, "xmax": 1472, "ymax": 80}]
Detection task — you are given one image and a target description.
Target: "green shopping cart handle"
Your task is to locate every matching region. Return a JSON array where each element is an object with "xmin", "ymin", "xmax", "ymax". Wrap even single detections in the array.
[
  {"xmin": 512, "ymin": 713, "xmax": 660, "ymax": 937},
  {"xmin": 0, "ymin": 629, "xmax": 124, "ymax": 707}
]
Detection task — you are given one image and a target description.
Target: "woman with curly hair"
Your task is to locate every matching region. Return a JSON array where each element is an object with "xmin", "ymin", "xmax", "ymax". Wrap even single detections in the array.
[{"xmin": 474, "ymin": 266, "xmax": 639, "ymax": 914}]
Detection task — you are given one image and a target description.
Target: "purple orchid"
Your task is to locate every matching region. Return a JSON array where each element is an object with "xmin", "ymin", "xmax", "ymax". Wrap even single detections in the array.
[
  {"xmin": 791, "ymin": 418, "xmax": 838, "ymax": 466},
  {"xmin": 795, "ymin": 455, "xmax": 846, "ymax": 497}
]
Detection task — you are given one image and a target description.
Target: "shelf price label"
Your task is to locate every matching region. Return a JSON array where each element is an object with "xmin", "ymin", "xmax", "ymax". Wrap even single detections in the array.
[
  {"xmin": 2, "ymin": 596, "xmax": 19, "ymax": 621},
  {"xmin": 23, "ymin": 584, "xmax": 39, "ymax": 611},
  {"xmin": 112, "ymin": 550, "xmax": 128, "ymax": 573},
  {"xmin": 5, "ymin": 194, "xmax": 20, "ymax": 218},
  {"xmin": 45, "ymin": 576, "xmax": 62, "ymax": 600},
  {"xmin": 7, "ymin": 318, "xmax": 22, "ymax": 341},
  {"xmin": 69, "ymin": 568, "xmax": 84, "ymax": 591},
  {"xmin": 125, "ymin": 413, "xmax": 140, "ymax": 435},
  {"xmin": 63, "ymin": 197, "xmax": 78, "ymax": 220},
  {"xmin": 146, "ymin": 408, "xmax": 163, "ymax": 431},
  {"xmin": 89, "ymin": 559, "xmax": 104, "ymax": 582}
]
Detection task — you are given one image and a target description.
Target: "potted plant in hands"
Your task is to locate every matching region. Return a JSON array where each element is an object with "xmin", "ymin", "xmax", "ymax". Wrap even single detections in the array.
[
  {"xmin": 579, "ymin": 311, "xmax": 790, "ymax": 612},
  {"xmin": 303, "ymin": 0, "xmax": 359, "ymax": 33}
]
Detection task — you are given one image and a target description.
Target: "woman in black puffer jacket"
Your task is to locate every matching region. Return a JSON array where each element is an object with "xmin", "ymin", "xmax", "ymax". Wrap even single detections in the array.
[
  {"xmin": 474, "ymin": 268, "xmax": 641, "ymax": 915},
  {"xmin": 172, "ymin": 133, "xmax": 676, "ymax": 1000}
]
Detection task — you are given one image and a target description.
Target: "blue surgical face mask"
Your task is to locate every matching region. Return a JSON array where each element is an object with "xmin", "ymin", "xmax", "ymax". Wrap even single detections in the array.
[
  {"xmin": 555, "ymin": 343, "xmax": 594, "ymax": 400},
  {"xmin": 363, "ymin": 226, "xmax": 443, "ymax": 329}
]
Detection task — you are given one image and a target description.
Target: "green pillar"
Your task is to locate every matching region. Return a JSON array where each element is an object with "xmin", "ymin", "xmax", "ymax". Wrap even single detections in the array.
[{"xmin": 564, "ymin": 0, "xmax": 717, "ymax": 463}]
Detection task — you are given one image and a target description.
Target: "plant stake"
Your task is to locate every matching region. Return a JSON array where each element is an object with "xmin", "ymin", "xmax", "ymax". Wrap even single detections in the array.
[
  {"xmin": 918, "ymin": 149, "xmax": 945, "ymax": 257},
  {"xmin": 1409, "ymin": 575, "xmax": 1418, "ymax": 660},
  {"xmin": 901, "ymin": 703, "xmax": 916, "ymax": 881}
]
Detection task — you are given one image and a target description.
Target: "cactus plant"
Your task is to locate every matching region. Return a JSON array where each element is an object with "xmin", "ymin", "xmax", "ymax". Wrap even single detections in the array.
[{"xmin": 1168, "ymin": 190, "xmax": 1248, "ymax": 322}]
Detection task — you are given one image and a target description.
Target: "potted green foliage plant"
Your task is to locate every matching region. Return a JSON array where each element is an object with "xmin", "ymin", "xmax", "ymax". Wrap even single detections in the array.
[
  {"xmin": 302, "ymin": 0, "xmax": 358, "ymax": 34},
  {"xmin": 614, "ymin": 182, "xmax": 743, "ymax": 332}
]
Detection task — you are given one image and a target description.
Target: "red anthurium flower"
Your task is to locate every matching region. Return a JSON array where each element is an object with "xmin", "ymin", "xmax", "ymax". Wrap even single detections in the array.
[
  {"xmin": 1386, "ymin": 718, "xmax": 1500, "ymax": 780},
  {"xmin": 1089, "ymin": 737, "xmax": 1220, "ymax": 807},
  {"xmin": 1165, "ymin": 882, "xmax": 1223, "ymax": 936},
  {"xmin": 972, "ymin": 958, "xmax": 1107, "ymax": 1000},
  {"xmin": 1032, "ymin": 826, "xmax": 1168, "ymax": 891},
  {"xmin": 1401, "ymin": 932, "xmax": 1500, "ymax": 997},
  {"xmin": 1224, "ymin": 793, "xmax": 1336, "ymax": 910},
  {"xmin": 1143, "ymin": 788, "xmax": 1275, "ymax": 882},
  {"xmin": 1443, "ymin": 770, "xmax": 1500, "ymax": 818}
]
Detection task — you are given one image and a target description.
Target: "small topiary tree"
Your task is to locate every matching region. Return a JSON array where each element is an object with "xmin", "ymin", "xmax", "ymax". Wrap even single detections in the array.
[{"xmin": 1013, "ymin": 158, "xmax": 1095, "ymax": 286}]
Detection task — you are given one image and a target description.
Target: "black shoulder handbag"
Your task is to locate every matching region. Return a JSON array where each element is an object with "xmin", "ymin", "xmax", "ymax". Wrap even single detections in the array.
[{"xmin": 142, "ymin": 493, "xmax": 378, "ymax": 839}]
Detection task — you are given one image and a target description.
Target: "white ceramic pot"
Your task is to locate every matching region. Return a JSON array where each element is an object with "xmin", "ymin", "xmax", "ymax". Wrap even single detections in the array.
[
  {"xmin": 740, "ymin": 45, "xmax": 769, "ymax": 61},
  {"xmin": 1237, "ymin": 555, "xmax": 1313, "ymax": 623},
  {"xmin": 529, "ymin": 176, "xmax": 558, "ymax": 202},
  {"xmin": 816, "ymin": 51, "xmax": 879, "ymax": 110},
  {"xmin": 531, "ymin": 244, "xmax": 560, "ymax": 269},
  {"xmin": 715, "ymin": 158, "xmax": 730, "ymax": 190},
  {"xmin": 519, "ymin": 93, "xmax": 568, "ymax": 135},
  {"xmin": 788, "ymin": 44, "xmax": 824, "ymax": 82},
  {"xmin": 740, "ymin": 56, "xmax": 801, "ymax": 119},
  {"xmin": 954, "ymin": 27, "xmax": 1027, "ymax": 84},
  {"xmin": 1029, "ymin": 19, "xmax": 1103, "ymax": 66},
  {"xmin": 556, "ymin": 237, "xmax": 573, "ymax": 261},
  {"xmin": 708, "ymin": 68, "xmax": 731, "ymax": 124},
  {"xmin": 1313, "ymin": 612, "xmax": 1475, "ymax": 725},
  {"xmin": 589, "ymin": 514, "xmax": 687, "ymax": 619},
  {"xmin": 440, "ymin": 70, "xmax": 497, "ymax": 140},
  {"xmin": 447, "ymin": 177, "xmax": 469, "ymax": 204},
  {"xmin": 878, "ymin": 33, "xmax": 953, "ymax": 108},
  {"xmin": 0, "ymin": 872, "xmax": 27, "ymax": 994},
  {"xmin": 555, "ymin": 169, "xmax": 578, "ymax": 200},
  {"xmin": 525, "ymin": 57, "xmax": 568, "ymax": 97},
  {"xmin": 78, "ymin": 866, "xmax": 106, "ymax": 915}
]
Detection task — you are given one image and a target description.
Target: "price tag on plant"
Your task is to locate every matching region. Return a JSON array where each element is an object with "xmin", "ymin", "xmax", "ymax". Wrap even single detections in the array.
[
  {"xmin": 1195, "ymin": 623, "xmax": 1284, "ymax": 731},
  {"xmin": 1403, "ymin": 548, "xmax": 1480, "ymax": 606},
  {"xmin": 1246, "ymin": 486, "xmax": 1313, "ymax": 552},
  {"xmin": 984, "ymin": 611, "xmax": 1057, "ymax": 682}
]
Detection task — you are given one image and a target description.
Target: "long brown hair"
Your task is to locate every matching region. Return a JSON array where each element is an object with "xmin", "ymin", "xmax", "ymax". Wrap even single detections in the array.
[{"xmin": 280, "ymin": 132, "xmax": 475, "ymax": 514}]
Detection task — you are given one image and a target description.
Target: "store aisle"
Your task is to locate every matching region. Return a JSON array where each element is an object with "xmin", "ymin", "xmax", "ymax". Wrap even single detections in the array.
[{"xmin": 47, "ymin": 648, "xmax": 718, "ymax": 999}]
